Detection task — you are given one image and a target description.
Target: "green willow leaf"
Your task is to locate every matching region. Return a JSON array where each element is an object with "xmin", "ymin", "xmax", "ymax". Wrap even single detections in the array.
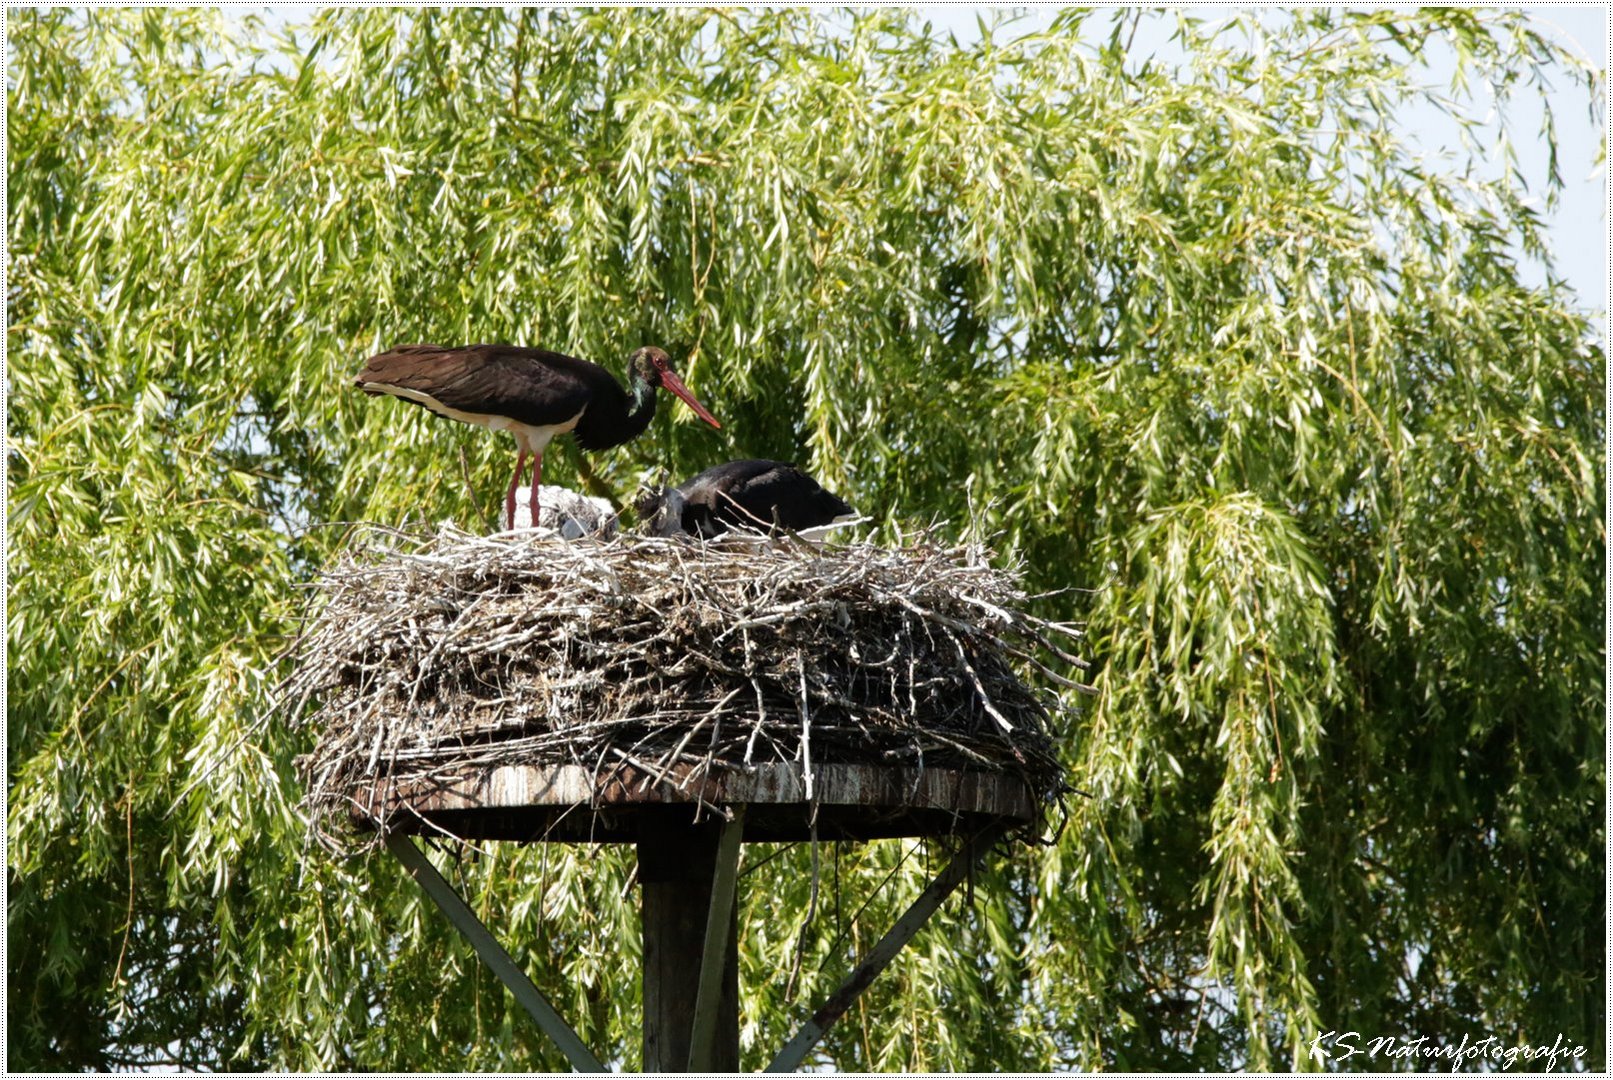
[{"xmin": 8, "ymin": 7, "xmax": 1603, "ymax": 1071}]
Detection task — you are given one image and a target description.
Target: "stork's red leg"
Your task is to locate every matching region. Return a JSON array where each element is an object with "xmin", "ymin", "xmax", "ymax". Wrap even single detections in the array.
[
  {"xmin": 506, "ymin": 449, "xmax": 528, "ymax": 530},
  {"xmin": 529, "ymin": 452, "xmax": 543, "ymax": 530}
]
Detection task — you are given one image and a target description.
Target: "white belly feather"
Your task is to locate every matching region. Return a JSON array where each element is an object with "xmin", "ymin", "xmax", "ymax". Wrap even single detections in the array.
[{"xmin": 373, "ymin": 384, "xmax": 585, "ymax": 452}]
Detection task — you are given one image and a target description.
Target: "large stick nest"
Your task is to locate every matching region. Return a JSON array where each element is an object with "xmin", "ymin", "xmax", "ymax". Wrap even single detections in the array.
[{"xmin": 285, "ymin": 525, "xmax": 1086, "ymax": 847}]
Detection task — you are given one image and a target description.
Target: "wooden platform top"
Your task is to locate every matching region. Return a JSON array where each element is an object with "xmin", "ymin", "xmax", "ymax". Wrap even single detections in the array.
[{"xmin": 352, "ymin": 761, "xmax": 1041, "ymax": 843}]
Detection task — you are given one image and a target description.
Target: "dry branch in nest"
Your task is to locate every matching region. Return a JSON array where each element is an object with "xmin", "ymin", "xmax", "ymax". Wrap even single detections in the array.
[{"xmin": 284, "ymin": 524, "xmax": 1087, "ymax": 849}]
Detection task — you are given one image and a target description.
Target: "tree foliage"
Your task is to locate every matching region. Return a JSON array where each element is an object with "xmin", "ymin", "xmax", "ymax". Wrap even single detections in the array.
[{"xmin": 8, "ymin": 8, "xmax": 1603, "ymax": 1070}]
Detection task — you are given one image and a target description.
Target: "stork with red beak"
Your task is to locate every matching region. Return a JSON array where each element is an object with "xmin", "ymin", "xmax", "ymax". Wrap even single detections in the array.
[{"xmin": 355, "ymin": 343, "xmax": 721, "ymax": 528}]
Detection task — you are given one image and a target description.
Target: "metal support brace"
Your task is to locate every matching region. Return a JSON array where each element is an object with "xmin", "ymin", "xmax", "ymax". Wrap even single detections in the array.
[
  {"xmin": 688, "ymin": 807, "xmax": 747, "ymax": 1071},
  {"xmin": 765, "ymin": 820, "xmax": 1014, "ymax": 1073},
  {"xmin": 384, "ymin": 832, "xmax": 607, "ymax": 1073}
]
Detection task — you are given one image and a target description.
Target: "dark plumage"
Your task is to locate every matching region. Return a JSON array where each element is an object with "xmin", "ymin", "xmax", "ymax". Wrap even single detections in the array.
[
  {"xmin": 355, "ymin": 343, "xmax": 720, "ymax": 528},
  {"xmin": 637, "ymin": 459, "xmax": 855, "ymax": 538}
]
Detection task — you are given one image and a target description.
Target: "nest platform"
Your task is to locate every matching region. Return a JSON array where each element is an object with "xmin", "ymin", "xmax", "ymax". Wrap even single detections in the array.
[
  {"xmin": 347, "ymin": 761, "xmax": 1037, "ymax": 843},
  {"xmin": 286, "ymin": 524, "xmax": 1084, "ymax": 848}
]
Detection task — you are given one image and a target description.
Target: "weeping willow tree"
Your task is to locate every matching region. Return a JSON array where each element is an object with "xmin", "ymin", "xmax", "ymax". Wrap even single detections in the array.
[{"xmin": 8, "ymin": 8, "xmax": 1603, "ymax": 1070}]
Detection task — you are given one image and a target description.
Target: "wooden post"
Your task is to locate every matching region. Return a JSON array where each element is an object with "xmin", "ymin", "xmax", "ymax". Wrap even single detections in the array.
[
  {"xmin": 688, "ymin": 808, "xmax": 746, "ymax": 1070},
  {"xmin": 384, "ymin": 833, "xmax": 606, "ymax": 1072},
  {"xmin": 639, "ymin": 813, "xmax": 740, "ymax": 1071},
  {"xmin": 766, "ymin": 821, "xmax": 1013, "ymax": 1073}
]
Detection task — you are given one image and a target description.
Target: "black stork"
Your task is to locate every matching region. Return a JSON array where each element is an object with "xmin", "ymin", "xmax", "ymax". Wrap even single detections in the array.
[
  {"xmin": 355, "ymin": 343, "xmax": 721, "ymax": 529},
  {"xmin": 637, "ymin": 459, "xmax": 855, "ymax": 538}
]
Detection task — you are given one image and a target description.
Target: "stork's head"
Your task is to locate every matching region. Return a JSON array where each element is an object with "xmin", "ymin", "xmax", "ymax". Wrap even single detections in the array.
[
  {"xmin": 635, "ymin": 483, "xmax": 690, "ymax": 537},
  {"xmin": 629, "ymin": 347, "xmax": 722, "ymax": 430}
]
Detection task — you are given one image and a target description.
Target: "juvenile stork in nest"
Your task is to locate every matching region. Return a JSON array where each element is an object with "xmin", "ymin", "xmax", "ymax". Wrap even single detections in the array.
[{"xmin": 638, "ymin": 459, "xmax": 855, "ymax": 539}]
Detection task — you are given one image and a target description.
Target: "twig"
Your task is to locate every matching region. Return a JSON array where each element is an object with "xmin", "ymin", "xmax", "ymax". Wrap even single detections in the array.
[{"xmin": 282, "ymin": 523, "xmax": 1080, "ymax": 851}]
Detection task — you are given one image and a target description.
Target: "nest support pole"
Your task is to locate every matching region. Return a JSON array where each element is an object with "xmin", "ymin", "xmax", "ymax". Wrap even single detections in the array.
[
  {"xmin": 384, "ymin": 832, "xmax": 606, "ymax": 1073},
  {"xmin": 639, "ymin": 810, "xmax": 746, "ymax": 1071},
  {"xmin": 766, "ymin": 819, "xmax": 1015, "ymax": 1073},
  {"xmin": 386, "ymin": 814, "xmax": 1015, "ymax": 1072},
  {"xmin": 383, "ymin": 803, "xmax": 1018, "ymax": 1073},
  {"xmin": 689, "ymin": 808, "xmax": 748, "ymax": 1070}
]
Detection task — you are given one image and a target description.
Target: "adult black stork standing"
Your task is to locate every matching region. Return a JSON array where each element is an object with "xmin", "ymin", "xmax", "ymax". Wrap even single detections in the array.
[
  {"xmin": 355, "ymin": 343, "xmax": 721, "ymax": 529},
  {"xmin": 637, "ymin": 459, "xmax": 856, "ymax": 538}
]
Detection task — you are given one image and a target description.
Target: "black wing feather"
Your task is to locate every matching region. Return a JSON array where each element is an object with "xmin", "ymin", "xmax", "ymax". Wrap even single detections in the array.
[
  {"xmin": 356, "ymin": 344, "xmax": 620, "ymax": 430},
  {"xmin": 672, "ymin": 459, "xmax": 854, "ymax": 536}
]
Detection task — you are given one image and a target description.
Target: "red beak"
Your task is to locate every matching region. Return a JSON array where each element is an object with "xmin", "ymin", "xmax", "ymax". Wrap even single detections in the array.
[{"xmin": 660, "ymin": 368, "xmax": 722, "ymax": 430}]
